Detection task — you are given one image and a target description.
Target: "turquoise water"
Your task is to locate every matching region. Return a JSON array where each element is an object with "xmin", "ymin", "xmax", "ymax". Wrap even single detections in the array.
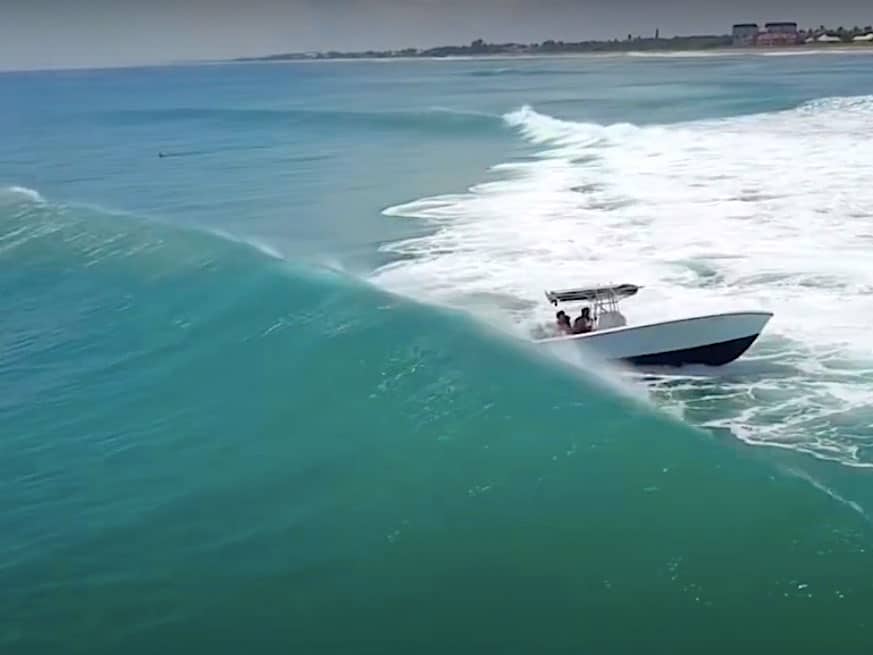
[{"xmin": 3, "ymin": 54, "xmax": 873, "ymax": 653}]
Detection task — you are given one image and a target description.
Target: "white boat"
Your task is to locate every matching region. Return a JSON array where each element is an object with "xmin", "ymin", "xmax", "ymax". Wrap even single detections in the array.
[{"xmin": 536, "ymin": 284, "xmax": 771, "ymax": 367}]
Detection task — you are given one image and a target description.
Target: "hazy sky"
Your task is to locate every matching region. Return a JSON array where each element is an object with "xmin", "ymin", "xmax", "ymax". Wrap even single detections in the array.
[{"xmin": 3, "ymin": 0, "xmax": 873, "ymax": 70}]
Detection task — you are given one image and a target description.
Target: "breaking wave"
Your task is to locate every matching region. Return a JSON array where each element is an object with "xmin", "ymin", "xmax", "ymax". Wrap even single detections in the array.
[
  {"xmin": 373, "ymin": 96, "xmax": 873, "ymax": 466},
  {"xmin": 5, "ymin": 189, "xmax": 872, "ymax": 652}
]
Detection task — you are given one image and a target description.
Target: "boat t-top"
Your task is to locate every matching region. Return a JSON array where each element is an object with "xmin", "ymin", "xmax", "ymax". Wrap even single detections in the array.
[{"xmin": 536, "ymin": 283, "xmax": 771, "ymax": 367}]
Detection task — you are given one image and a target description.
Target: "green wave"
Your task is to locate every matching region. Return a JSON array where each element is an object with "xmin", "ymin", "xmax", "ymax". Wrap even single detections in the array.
[{"xmin": 2, "ymin": 196, "xmax": 873, "ymax": 653}]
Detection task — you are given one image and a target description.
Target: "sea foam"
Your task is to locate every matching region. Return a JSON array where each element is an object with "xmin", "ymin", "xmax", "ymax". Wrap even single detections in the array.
[
  {"xmin": 0, "ymin": 185, "xmax": 45, "ymax": 204},
  {"xmin": 372, "ymin": 96, "xmax": 873, "ymax": 465}
]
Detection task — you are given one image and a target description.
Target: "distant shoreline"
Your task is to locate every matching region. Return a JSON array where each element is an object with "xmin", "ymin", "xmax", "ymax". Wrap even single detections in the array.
[
  {"xmin": 232, "ymin": 35, "xmax": 731, "ymax": 62},
  {"xmin": 227, "ymin": 44, "xmax": 873, "ymax": 66}
]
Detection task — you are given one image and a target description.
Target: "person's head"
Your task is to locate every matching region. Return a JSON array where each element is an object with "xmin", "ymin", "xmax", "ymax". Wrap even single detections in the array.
[
  {"xmin": 580, "ymin": 307, "xmax": 591, "ymax": 318},
  {"xmin": 556, "ymin": 310, "xmax": 569, "ymax": 325}
]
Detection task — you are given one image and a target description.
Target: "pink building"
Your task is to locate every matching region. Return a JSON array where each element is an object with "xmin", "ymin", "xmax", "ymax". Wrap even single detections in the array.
[{"xmin": 756, "ymin": 22, "xmax": 799, "ymax": 46}]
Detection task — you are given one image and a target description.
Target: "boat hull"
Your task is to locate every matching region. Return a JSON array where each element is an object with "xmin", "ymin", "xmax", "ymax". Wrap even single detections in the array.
[
  {"xmin": 623, "ymin": 334, "xmax": 759, "ymax": 366},
  {"xmin": 538, "ymin": 311, "xmax": 772, "ymax": 367}
]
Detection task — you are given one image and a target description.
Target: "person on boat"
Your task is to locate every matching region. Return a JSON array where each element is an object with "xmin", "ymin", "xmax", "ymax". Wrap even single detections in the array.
[
  {"xmin": 573, "ymin": 307, "xmax": 594, "ymax": 334},
  {"xmin": 555, "ymin": 311, "xmax": 573, "ymax": 335}
]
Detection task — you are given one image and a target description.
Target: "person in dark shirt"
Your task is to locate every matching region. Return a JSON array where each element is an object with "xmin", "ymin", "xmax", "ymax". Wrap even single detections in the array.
[{"xmin": 573, "ymin": 307, "xmax": 594, "ymax": 334}]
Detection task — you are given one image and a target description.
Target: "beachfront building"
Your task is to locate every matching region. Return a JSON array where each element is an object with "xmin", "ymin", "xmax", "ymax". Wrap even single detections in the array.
[
  {"xmin": 756, "ymin": 22, "xmax": 799, "ymax": 46},
  {"xmin": 764, "ymin": 22, "xmax": 798, "ymax": 34},
  {"xmin": 732, "ymin": 23, "xmax": 759, "ymax": 46},
  {"xmin": 853, "ymin": 33, "xmax": 873, "ymax": 42}
]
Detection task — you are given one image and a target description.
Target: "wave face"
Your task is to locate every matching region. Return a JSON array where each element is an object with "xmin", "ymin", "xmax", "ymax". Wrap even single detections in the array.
[
  {"xmin": 3, "ymin": 190, "xmax": 873, "ymax": 653},
  {"xmin": 374, "ymin": 97, "xmax": 873, "ymax": 465}
]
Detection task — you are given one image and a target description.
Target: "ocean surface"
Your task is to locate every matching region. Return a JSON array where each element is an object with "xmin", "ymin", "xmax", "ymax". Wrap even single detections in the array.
[{"xmin": 3, "ymin": 52, "xmax": 873, "ymax": 653}]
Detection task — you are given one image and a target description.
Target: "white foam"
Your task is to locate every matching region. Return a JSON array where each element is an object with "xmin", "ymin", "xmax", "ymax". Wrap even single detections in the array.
[
  {"xmin": 781, "ymin": 466, "xmax": 869, "ymax": 518},
  {"xmin": 371, "ymin": 96, "xmax": 873, "ymax": 465},
  {"xmin": 0, "ymin": 186, "xmax": 45, "ymax": 204},
  {"xmin": 757, "ymin": 48, "xmax": 873, "ymax": 57}
]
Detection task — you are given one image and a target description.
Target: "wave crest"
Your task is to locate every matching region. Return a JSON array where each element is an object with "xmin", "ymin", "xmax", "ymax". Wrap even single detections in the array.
[
  {"xmin": 0, "ymin": 185, "xmax": 45, "ymax": 205},
  {"xmin": 503, "ymin": 105, "xmax": 638, "ymax": 147}
]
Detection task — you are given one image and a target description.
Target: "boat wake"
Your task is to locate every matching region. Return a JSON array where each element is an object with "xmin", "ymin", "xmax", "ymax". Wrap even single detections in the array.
[{"xmin": 372, "ymin": 95, "xmax": 873, "ymax": 466}]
